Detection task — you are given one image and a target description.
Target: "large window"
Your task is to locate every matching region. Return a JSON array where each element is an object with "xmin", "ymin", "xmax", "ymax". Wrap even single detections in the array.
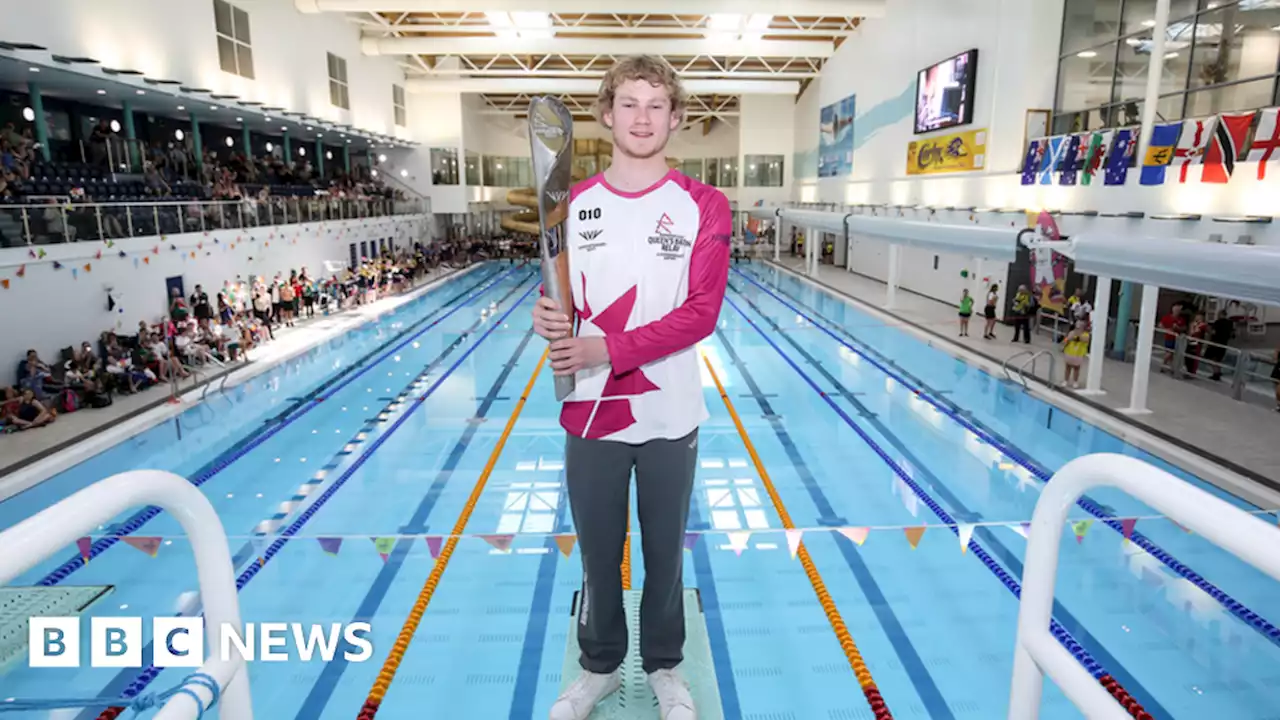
[
  {"xmin": 328, "ymin": 53, "xmax": 350, "ymax": 110},
  {"xmin": 705, "ymin": 156, "xmax": 738, "ymax": 188},
  {"xmin": 393, "ymin": 85, "xmax": 406, "ymax": 127},
  {"xmin": 214, "ymin": 0, "xmax": 254, "ymax": 79},
  {"xmin": 482, "ymin": 156, "xmax": 533, "ymax": 187},
  {"xmin": 744, "ymin": 155, "xmax": 785, "ymax": 187},
  {"xmin": 678, "ymin": 158, "xmax": 704, "ymax": 181},
  {"xmin": 430, "ymin": 148, "xmax": 459, "ymax": 185},
  {"xmin": 1052, "ymin": 0, "xmax": 1280, "ymax": 134}
]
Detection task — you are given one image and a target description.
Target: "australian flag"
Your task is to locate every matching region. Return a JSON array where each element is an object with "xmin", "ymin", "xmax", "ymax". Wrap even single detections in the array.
[
  {"xmin": 1020, "ymin": 139, "xmax": 1043, "ymax": 185},
  {"xmin": 1058, "ymin": 134, "xmax": 1085, "ymax": 185},
  {"xmin": 1104, "ymin": 128, "xmax": 1135, "ymax": 186}
]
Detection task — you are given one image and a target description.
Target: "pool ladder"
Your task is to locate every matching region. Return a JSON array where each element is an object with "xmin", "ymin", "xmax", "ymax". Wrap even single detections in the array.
[{"xmin": 1002, "ymin": 350, "xmax": 1056, "ymax": 390}]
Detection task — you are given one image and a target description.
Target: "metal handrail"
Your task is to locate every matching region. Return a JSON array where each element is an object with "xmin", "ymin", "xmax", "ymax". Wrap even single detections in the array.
[
  {"xmin": 1008, "ymin": 453, "xmax": 1280, "ymax": 719},
  {"xmin": 0, "ymin": 470, "xmax": 253, "ymax": 719},
  {"xmin": 1002, "ymin": 349, "xmax": 1057, "ymax": 389}
]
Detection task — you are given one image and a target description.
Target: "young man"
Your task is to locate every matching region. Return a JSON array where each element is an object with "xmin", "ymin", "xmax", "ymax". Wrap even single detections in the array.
[{"xmin": 531, "ymin": 55, "xmax": 731, "ymax": 720}]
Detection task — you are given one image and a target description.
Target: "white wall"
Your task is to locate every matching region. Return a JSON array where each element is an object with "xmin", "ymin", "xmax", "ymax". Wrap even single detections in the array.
[
  {"xmin": 738, "ymin": 94, "xmax": 795, "ymax": 208},
  {"xmin": 10, "ymin": 0, "xmax": 407, "ymax": 138},
  {"xmin": 0, "ymin": 214, "xmax": 429, "ymax": 363}
]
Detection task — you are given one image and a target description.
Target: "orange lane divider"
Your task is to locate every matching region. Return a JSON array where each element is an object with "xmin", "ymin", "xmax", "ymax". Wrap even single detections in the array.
[
  {"xmin": 622, "ymin": 502, "xmax": 632, "ymax": 590},
  {"xmin": 701, "ymin": 352, "xmax": 894, "ymax": 720},
  {"xmin": 357, "ymin": 348, "xmax": 548, "ymax": 719}
]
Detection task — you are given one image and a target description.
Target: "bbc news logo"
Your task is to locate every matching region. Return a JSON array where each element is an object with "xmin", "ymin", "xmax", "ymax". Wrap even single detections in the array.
[{"xmin": 29, "ymin": 617, "xmax": 373, "ymax": 668}]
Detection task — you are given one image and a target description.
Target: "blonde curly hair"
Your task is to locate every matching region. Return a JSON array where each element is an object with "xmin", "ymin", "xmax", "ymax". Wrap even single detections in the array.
[{"xmin": 593, "ymin": 55, "xmax": 688, "ymax": 127}]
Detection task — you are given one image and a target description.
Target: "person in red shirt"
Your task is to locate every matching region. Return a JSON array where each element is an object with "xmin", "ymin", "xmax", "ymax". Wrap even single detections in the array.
[
  {"xmin": 1159, "ymin": 302, "xmax": 1187, "ymax": 373},
  {"xmin": 533, "ymin": 55, "xmax": 729, "ymax": 720}
]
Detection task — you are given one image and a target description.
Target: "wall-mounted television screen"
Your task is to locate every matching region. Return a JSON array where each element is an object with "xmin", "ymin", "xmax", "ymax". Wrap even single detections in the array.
[{"xmin": 914, "ymin": 49, "xmax": 978, "ymax": 134}]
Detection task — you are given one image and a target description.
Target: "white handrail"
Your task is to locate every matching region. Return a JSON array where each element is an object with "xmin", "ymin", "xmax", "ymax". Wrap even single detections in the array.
[
  {"xmin": 1008, "ymin": 453, "xmax": 1280, "ymax": 719},
  {"xmin": 0, "ymin": 470, "xmax": 253, "ymax": 720}
]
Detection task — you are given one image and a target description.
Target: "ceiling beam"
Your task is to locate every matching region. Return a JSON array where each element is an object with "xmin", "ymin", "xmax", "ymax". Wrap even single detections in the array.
[
  {"xmin": 408, "ymin": 77, "xmax": 800, "ymax": 95},
  {"xmin": 362, "ymin": 35, "xmax": 834, "ymax": 58},
  {"xmin": 297, "ymin": 0, "xmax": 885, "ymax": 17},
  {"xmin": 413, "ymin": 67, "xmax": 818, "ymax": 80}
]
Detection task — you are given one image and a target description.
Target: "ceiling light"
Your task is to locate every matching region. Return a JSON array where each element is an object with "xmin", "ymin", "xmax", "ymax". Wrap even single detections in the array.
[
  {"xmin": 707, "ymin": 13, "xmax": 742, "ymax": 30},
  {"xmin": 306, "ymin": 126, "xmax": 313, "ymax": 131},
  {"xmin": 175, "ymin": 129, "xmax": 185, "ymax": 141},
  {"xmin": 1142, "ymin": 19, "xmax": 1156, "ymax": 27},
  {"xmin": 210, "ymin": 105, "xmax": 218, "ymax": 110},
  {"xmin": 177, "ymin": 105, "xmax": 185, "ymax": 111},
  {"xmin": 110, "ymin": 120, "xmax": 120, "ymax": 132},
  {"xmin": 1165, "ymin": 51, "xmax": 1179, "ymax": 59},
  {"xmin": 745, "ymin": 14, "xmax": 772, "ymax": 30},
  {"xmin": 135, "ymin": 89, "xmax": 145, "ymax": 95},
  {"xmin": 97, "ymin": 89, "xmax": 107, "ymax": 95},
  {"xmin": 378, "ymin": 153, "xmax": 387, "ymax": 162},
  {"xmin": 1126, "ymin": 37, "xmax": 1142, "ymax": 46},
  {"xmin": 28, "ymin": 67, "xmax": 39, "ymax": 72},
  {"xmin": 235, "ymin": 117, "xmax": 243, "ymax": 122},
  {"xmin": 299, "ymin": 147, "xmax": 306, "ymax": 156},
  {"xmin": 281, "ymin": 126, "xmax": 287, "ymax": 131},
  {"xmin": 266, "ymin": 142, "xmax": 273, "ymax": 152},
  {"xmin": 399, "ymin": 168, "xmax": 407, "ymax": 177},
  {"xmin": 1076, "ymin": 50, "xmax": 1097, "ymax": 58},
  {"xmin": 225, "ymin": 136, "xmax": 234, "ymax": 147},
  {"xmin": 22, "ymin": 107, "xmax": 35, "ymax": 122},
  {"xmin": 326, "ymin": 151, "xmax": 333, "ymax": 159}
]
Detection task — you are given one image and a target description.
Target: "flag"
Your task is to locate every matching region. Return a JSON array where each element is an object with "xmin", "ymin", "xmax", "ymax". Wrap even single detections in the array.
[
  {"xmin": 1038, "ymin": 136, "xmax": 1066, "ymax": 185},
  {"xmin": 957, "ymin": 523, "xmax": 975, "ymax": 553},
  {"xmin": 785, "ymin": 529, "xmax": 804, "ymax": 559},
  {"xmin": 1104, "ymin": 128, "xmax": 1136, "ymax": 186},
  {"xmin": 123, "ymin": 537, "xmax": 162, "ymax": 557},
  {"xmin": 1081, "ymin": 130, "xmax": 1113, "ymax": 186},
  {"xmin": 903, "ymin": 526, "xmax": 926, "ymax": 549},
  {"xmin": 1172, "ymin": 117, "xmax": 1217, "ymax": 183},
  {"xmin": 1059, "ymin": 134, "xmax": 1088, "ymax": 185},
  {"xmin": 318, "ymin": 538, "xmax": 342, "ymax": 555},
  {"xmin": 1202, "ymin": 112, "xmax": 1256, "ymax": 183},
  {"xmin": 1245, "ymin": 107, "xmax": 1279, "ymax": 179},
  {"xmin": 1020, "ymin": 139, "xmax": 1044, "ymax": 185},
  {"xmin": 838, "ymin": 527, "xmax": 870, "ymax": 546},
  {"xmin": 425, "ymin": 535, "xmax": 444, "ymax": 559},
  {"xmin": 727, "ymin": 531, "xmax": 751, "ymax": 556},
  {"xmin": 481, "ymin": 534, "xmax": 514, "ymax": 552},
  {"xmin": 372, "ymin": 536, "xmax": 396, "ymax": 561},
  {"xmin": 553, "ymin": 534, "xmax": 576, "ymax": 558},
  {"xmin": 1140, "ymin": 122, "xmax": 1182, "ymax": 185}
]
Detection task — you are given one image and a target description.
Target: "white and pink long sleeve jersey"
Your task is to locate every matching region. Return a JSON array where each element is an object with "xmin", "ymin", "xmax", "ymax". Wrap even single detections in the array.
[{"xmin": 558, "ymin": 168, "xmax": 731, "ymax": 444}]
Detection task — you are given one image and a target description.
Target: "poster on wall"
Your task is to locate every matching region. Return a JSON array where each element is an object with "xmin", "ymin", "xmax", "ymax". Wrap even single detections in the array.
[
  {"xmin": 905, "ymin": 128, "xmax": 987, "ymax": 175},
  {"xmin": 818, "ymin": 94, "xmax": 856, "ymax": 177}
]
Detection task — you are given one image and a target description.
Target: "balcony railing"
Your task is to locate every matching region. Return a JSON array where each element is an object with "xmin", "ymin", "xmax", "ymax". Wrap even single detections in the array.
[{"xmin": 0, "ymin": 197, "xmax": 429, "ymax": 248}]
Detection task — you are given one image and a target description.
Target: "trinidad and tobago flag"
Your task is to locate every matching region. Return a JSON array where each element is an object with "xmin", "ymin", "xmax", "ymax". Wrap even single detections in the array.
[{"xmin": 1201, "ymin": 112, "xmax": 1256, "ymax": 183}]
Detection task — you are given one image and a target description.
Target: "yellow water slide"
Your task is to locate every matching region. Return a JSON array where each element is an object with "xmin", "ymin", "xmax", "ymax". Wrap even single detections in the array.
[{"xmin": 500, "ymin": 138, "xmax": 678, "ymax": 235}]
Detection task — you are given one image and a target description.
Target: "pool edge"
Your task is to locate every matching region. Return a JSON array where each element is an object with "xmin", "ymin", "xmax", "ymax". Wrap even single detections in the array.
[
  {"xmin": 0, "ymin": 263, "xmax": 482, "ymax": 504},
  {"xmin": 763, "ymin": 259, "xmax": 1280, "ymax": 511}
]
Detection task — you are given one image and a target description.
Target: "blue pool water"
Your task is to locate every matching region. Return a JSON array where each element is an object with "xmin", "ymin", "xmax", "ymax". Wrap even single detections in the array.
[{"xmin": 2, "ymin": 259, "xmax": 1278, "ymax": 720}]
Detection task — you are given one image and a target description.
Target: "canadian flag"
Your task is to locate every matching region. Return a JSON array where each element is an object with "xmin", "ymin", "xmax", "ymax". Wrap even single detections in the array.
[
  {"xmin": 1201, "ymin": 111, "xmax": 1256, "ymax": 183},
  {"xmin": 1172, "ymin": 117, "xmax": 1217, "ymax": 183},
  {"xmin": 1246, "ymin": 107, "xmax": 1280, "ymax": 181}
]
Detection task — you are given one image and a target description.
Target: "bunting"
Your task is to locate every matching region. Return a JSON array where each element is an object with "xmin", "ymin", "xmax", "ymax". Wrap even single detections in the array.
[
  {"xmin": 1202, "ymin": 112, "xmax": 1256, "ymax": 183},
  {"xmin": 425, "ymin": 535, "xmax": 444, "ymax": 559},
  {"xmin": 481, "ymin": 534, "xmax": 514, "ymax": 552},
  {"xmin": 1246, "ymin": 108, "xmax": 1280, "ymax": 180},
  {"xmin": 1072, "ymin": 519, "xmax": 1094, "ymax": 543},
  {"xmin": 1081, "ymin": 130, "xmax": 1113, "ymax": 186},
  {"xmin": 1038, "ymin": 136, "xmax": 1067, "ymax": 185},
  {"xmin": 838, "ymin": 527, "xmax": 869, "ymax": 546},
  {"xmin": 1058, "ymin": 133, "xmax": 1088, "ymax": 185},
  {"xmin": 1104, "ymin": 127, "xmax": 1136, "ymax": 186},
  {"xmin": 683, "ymin": 532, "xmax": 700, "ymax": 551},
  {"xmin": 1120, "ymin": 518, "xmax": 1138, "ymax": 543},
  {"xmin": 903, "ymin": 526, "xmax": 926, "ymax": 549},
  {"xmin": 77, "ymin": 537, "xmax": 92, "ymax": 561},
  {"xmin": 727, "ymin": 531, "xmax": 751, "ymax": 556},
  {"xmin": 122, "ymin": 537, "xmax": 162, "ymax": 557},
  {"xmin": 553, "ymin": 534, "xmax": 576, "ymax": 558},
  {"xmin": 784, "ymin": 529, "xmax": 804, "ymax": 559},
  {"xmin": 318, "ymin": 537, "xmax": 343, "ymax": 555},
  {"xmin": 1020, "ymin": 139, "xmax": 1045, "ymax": 185},
  {"xmin": 373, "ymin": 536, "xmax": 397, "ymax": 561},
  {"xmin": 957, "ymin": 523, "xmax": 975, "ymax": 553}
]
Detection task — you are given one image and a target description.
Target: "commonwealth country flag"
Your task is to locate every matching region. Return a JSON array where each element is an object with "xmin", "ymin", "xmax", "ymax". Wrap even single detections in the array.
[
  {"xmin": 1172, "ymin": 117, "xmax": 1217, "ymax": 183},
  {"xmin": 1202, "ymin": 111, "xmax": 1256, "ymax": 183},
  {"xmin": 1245, "ymin": 107, "xmax": 1280, "ymax": 180},
  {"xmin": 1081, "ymin": 130, "xmax": 1112, "ymax": 186},
  {"xmin": 1139, "ymin": 122, "xmax": 1182, "ymax": 185}
]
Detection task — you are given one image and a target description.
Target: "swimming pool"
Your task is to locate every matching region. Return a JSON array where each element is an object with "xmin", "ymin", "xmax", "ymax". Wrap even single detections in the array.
[{"xmin": 1, "ymin": 258, "xmax": 1277, "ymax": 719}]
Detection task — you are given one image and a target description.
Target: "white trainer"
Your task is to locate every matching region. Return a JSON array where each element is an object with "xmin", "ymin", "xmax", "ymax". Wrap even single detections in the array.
[
  {"xmin": 549, "ymin": 669, "xmax": 621, "ymax": 720},
  {"xmin": 648, "ymin": 667, "xmax": 697, "ymax": 720}
]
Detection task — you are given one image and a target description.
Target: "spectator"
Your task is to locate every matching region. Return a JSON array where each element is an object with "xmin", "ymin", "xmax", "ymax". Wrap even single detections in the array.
[
  {"xmin": 1185, "ymin": 313, "xmax": 1207, "ymax": 377},
  {"xmin": 190, "ymin": 284, "xmax": 213, "ymax": 323},
  {"xmin": 1011, "ymin": 285, "xmax": 1033, "ymax": 343},
  {"xmin": 2, "ymin": 388, "xmax": 55, "ymax": 431},
  {"xmin": 1061, "ymin": 319, "xmax": 1090, "ymax": 389},
  {"xmin": 1205, "ymin": 312, "xmax": 1234, "ymax": 381},
  {"xmin": 169, "ymin": 286, "xmax": 190, "ymax": 323},
  {"xmin": 1159, "ymin": 302, "xmax": 1187, "ymax": 373}
]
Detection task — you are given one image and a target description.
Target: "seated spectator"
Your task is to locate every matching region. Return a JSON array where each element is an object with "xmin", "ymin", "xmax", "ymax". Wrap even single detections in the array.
[
  {"xmin": 144, "ymin": 161, "xmax": 171, "ymax": 196},
  {"xmin": 169, "ymin": 286, "xmax": 190, "ymax": 323},
  {"xmin": 17, "ymin": 349, "xmax": 59, "ymax": 399},
  {"xmin": 2, "ymin": 388, "xmax": 54, "ymax": 431}
]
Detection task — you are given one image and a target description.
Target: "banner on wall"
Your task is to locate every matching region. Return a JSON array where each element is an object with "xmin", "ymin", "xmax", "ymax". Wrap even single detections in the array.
[
  {"xmin": 818, "ymin": 93, "xmax": 856, "ymax": 178},
  {"xmin": 905, "ymin": 128, "xmax": 987, "ymax": 175}
]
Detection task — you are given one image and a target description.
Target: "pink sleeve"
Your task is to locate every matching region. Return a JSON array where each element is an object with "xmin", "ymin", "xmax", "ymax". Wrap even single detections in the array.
[{"xmin": 604, "ymin": 188, "xmax": 731, "ymax": 375}]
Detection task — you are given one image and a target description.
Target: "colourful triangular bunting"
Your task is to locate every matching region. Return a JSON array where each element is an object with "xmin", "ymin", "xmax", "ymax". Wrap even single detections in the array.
[
  {"xmin": 481, "ymin": 534, "xmax": 514, "ymax": 552},
  {"xmin": 553, "ymin": 534, "xmax": 576, "ymax": 558},
  {"xmin": 957, "ymin": 524, "xmax": 975, "ymax": 553},
  {"xmin": 373, "ymin": 536, "xmax": 397, "ymax": 561},
  {"xmin": 122, "ymin": 537, "xmax": 161, "ymax": 557},
  {"xmin": 727, "ymin": 531, "xmax": 751, "ymax": 556},
  {"xmin": 318, "ymin": 537, "xmax": 343, "ymax": 555},
  {"xmin": 76, "ymin": 536, "xmax": 92, "ymax": 561},
  {"xmin": 425, "ymin": 535, "xmax": 444, "ymax": 559},
  {"xmin": 1120, "ymin": 517, "xmax": 1138, "ymax": 543},
  {"xmin": 903, "ymin": 526, "xmax": 926, "ymax": 549},
  {"xmin": 784, "ymin": 529, "xmax": 804, "ymax": 559},
  {"xmin": 838, "ymin": 527, "xmax": 869, "ymax": 546},
  {"xmin": 1071, "ymin": 519, "xmax": 1094, "ymax": 543},
  {"xmin": 682, "ymin": 532, "xmax": 699, "ymax": 551}
]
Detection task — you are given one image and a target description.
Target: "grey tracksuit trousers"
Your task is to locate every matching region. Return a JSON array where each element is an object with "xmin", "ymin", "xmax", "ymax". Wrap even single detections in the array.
[{"xmin": 565, "ymin": 428, "xmax": 699, "ymax": 675}]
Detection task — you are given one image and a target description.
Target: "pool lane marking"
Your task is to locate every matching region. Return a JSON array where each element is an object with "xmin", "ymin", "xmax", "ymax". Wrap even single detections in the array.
[
  {"xmin": 89, "ymin": 279, "xmax": 541, "ymax": 720},
  {"xmin": 712, "ymin": 327, "xmax": 953, "ymax": 720},
  {"xmin": 38, "ymin": 264, "xmax": 525, "ymax": 587},
  {"xmin": 701, "ymin": 351, "xmax": 894, "ymax": 720},
  {"xmin": 726, "ymin": 286, "xmax": 1161, "ymax": 717},
  {"xmin": 722, "ymin": 293, "xmax": 1160, "ymax": 720},
  {"xmin": 293, "ymin": 325, "xmax": 539, "ymax": 718},
  {"xmin": 735, "ymin": 265, "xmax": 1280, "ymax": 651},
  {"xmin": 356, "ymin": 346, "xmax": 549, "ymax": 719},
  {"xmin": 228, "ymin": 278, "xmax": 535, "ymax": 573}
]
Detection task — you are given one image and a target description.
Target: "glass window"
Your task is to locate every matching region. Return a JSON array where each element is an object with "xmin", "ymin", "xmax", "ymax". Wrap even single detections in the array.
[
  {"xmin": 1120, "ymin": 0, "xmax": 1198, "ymax": 37},
  {"xmin": 465, "ymin": 150, "xmax": 480, "ymax": 186},
  {"xmin": 706, "ymin": 158, "xmax": 721, "ymax": 187},
  {"xmin": 679, "ymin": 158, "xmax": 703, "ymax": 181},
  {"xmin": 743, "ymin": 154, "xmax": 785, "ymax": 187},
  {"xmin": 430, "ymin": 148, "xmax": 459, "ymax": 185},
  {"xmin": 718, "ymin": 157, "xmax": 738, "ymax": 187},
  {"xmin": 1061, "ymin": 0, "xmax": 1123, "ymax": 54},
  {"xmin": 480, "ymin": 156, "xmax": 533, "ymax": 187},
  {"xmin": 1057, "ymin": 43, "xmax": 1118, "ymax": 112},
  {"xmin": 393, "ymin": 85, "xmax": 406, "ymax": 127},
  {"xmin": 1185, "ymin": 76, "xmax": 1277, "ymax": 116},
  {"xmin": 328, "ymin": 53, "xmax": 349, "ymax": 110},
  {"xmin": 1113, "ymin": 36, "xmax": 1192, "ymax": 104},
  {"xmin": 214, "ymin": 0, "xmax": 254, "ymax": 80},
  {"xmin": 1188, "ymin": 4, "xmax": 1280, "ymax": 92}
]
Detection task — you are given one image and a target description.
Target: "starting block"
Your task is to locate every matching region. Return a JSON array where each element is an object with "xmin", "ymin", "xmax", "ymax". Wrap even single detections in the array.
[
  {"xmin": 0, "ymin": 585, "xmax": 113, "ymax": 668},
  {"xmin": 561, "ymin": 589, "xmax": 724, "ymax": 719}
]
